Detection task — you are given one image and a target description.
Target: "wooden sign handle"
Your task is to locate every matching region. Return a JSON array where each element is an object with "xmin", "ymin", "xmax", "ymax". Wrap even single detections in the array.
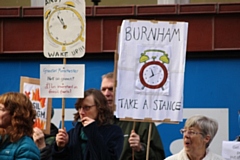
[{"xmin": 61, "ymin": 58, "xmax": 66, "ymax": 129}]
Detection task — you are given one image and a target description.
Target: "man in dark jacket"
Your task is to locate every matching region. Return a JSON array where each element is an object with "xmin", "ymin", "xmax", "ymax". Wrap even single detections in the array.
[{"xmin": 101, "ymin": 72, "xmax": 166, "ymax": 160}]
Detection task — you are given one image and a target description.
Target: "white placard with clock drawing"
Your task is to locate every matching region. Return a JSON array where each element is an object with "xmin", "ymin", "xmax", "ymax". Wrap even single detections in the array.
[
  {"xmin": 115, "ymin": 20, "xmax": 188, "ymax": 121},
  {"xmin": 44, "ymin": 0, "xmax": 85, "ymax": 58}
]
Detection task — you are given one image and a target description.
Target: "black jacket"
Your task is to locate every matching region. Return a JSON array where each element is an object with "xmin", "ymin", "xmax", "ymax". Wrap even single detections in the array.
[
  {"xmin": 52, "ymin": 121, "xmax": 124, "ymax": 160},
  {"xmin": 40, "ymin": 123, "xmax": 59, "ymax": 160}
]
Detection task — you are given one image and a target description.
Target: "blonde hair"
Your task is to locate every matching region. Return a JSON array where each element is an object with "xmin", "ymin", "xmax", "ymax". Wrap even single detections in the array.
[
  {"xmin": 102, "ymin": 72, "xmax": 113, "ymax": 80},
  {"xmin": 185, "ymin": 115, "xmax": 218, "ymax": 148}
]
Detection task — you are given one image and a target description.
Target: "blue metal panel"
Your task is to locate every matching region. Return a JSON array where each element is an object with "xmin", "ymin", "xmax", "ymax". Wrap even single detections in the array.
[
  {"xmin": 0, "ymin": 58, "xmax": 114, "ymax": 108},
  {"xmin": 0, "ymin": 57, "xmax": 239, "ymax": 157},
  {"xmin": 157, "ymin": 58, "xmax": 240, "ymax": 156}
]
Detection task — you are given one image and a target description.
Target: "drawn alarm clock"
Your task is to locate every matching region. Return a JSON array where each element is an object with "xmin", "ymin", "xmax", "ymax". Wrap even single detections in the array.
[
  {"xmin": 45, "ymin": 1, "xmax": 84, "ymax": 51},
  {"xmin": 139, "ymin": 49, "xmax": 169, "ymax": 89}
]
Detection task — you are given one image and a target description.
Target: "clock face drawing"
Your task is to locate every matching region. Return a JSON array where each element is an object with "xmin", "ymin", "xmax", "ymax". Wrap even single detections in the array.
[
  {"xmin": 139, "ymin": 61, "xmax": 168, "ymax": 89},
  {"xmin": 46, "ymin": 5, "xmax": 84, "ymax": 51}
]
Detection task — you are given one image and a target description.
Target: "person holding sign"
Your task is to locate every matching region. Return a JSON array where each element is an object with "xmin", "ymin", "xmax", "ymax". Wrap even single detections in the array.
[
  {"xmin": 101, "ymin": 72, "xmax": 165, "ymax": 160},
  {"xmin": 33, "ymin": 108, "xmax": 58, "ymax": 160},
  {"xmin": 165, "ymin": 115, "xmax": 224, "ymax": 160},
  {"xmin": 52, "ymin": 88, "xmax": 124, "ymax": 160},
  {"xmin": 0, "ymin": 92, "xmax": 40, "ymax": 159}
]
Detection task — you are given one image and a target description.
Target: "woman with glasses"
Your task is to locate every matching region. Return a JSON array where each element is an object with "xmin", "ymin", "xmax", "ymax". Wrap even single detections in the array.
[
  {"xmin": 52, "ymin": 88, "xmax": 124, "ymax": 160},
  {"xmin": 165, "ymin": 115, "xmax": 224, "ymax": 160}
]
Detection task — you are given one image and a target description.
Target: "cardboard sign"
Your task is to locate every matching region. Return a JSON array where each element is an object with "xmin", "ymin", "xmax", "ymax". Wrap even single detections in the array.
[
  {"xmin": 222, "ymin": 141, "xmax": 240, "ymax": 160},
  {"xmin": 44, "ymin": 0, "xmax": 86, "ymax": 58},
  {"xmin": 115, "ymin": 19, "xmax": 188, "ymax": 122},
  {"xmin": 20, "ymin": 76, "xmax": 52, "ymax": 134},
  {"xmin": 40, "ymin": 64, "xmax": 85, "ymax": 98}
]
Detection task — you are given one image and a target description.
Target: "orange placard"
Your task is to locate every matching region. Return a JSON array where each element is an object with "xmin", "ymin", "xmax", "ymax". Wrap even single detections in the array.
[{"xmin": 20, "ymin": 76, "xmax": 52, "ymax": 134}]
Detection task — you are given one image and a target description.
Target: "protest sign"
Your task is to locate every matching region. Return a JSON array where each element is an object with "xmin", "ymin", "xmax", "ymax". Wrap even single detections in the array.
[
  {"xmin": 40, "ymin": 64, "xmax": 85, "ymax": 98},
  {"xmin": 222, "ymin": 141, "xmax": 240, "ymax": 160},
  {"xmin": 44, "ymin": 0, "xmax": 86, "ymax": 58},
  {"xmin": 115, "ymin": 20, "xmax": 188, "ymax": 122},
  {"xmin": 20, "ymin": 76, "xmax": 52, "ymax": 134}
]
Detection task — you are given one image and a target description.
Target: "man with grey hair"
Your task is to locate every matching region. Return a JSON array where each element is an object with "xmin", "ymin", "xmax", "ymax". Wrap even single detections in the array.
[
  {"xmin": 165, "ymin": 115, "xmax": 224, "ymax": 160},
  {"xmin": 101, "ymin": 72, "xmax": 165, "ymax": 160}
]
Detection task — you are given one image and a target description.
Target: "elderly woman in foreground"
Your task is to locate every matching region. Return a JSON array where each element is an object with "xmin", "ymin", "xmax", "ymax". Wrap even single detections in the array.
[{"xmin": 165, "ymin": 115, "xmax": 224, "ymax": 160}]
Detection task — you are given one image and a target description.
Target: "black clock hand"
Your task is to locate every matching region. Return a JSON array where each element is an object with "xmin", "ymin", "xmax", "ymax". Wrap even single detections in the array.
[
  {"xmin": 57, "ymin": 16, "xmax": 65, "ymax": 26},
  {"xmin": 57, "ymin": 16, "xmax": 67, "ymax": 29},
  {"xmin": 149, "ymin": 68, "xmax": 155, "ymax": 78}
]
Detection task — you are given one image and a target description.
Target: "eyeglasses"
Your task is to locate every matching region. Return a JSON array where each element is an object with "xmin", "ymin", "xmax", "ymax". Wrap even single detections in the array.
[
  {"xmin": 180, "ymin": 129, "xmax": 203, "ymax": 136},
  {"xmin": 79, "ymin": 105, "xmax": 95, "ymax": 111}
]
